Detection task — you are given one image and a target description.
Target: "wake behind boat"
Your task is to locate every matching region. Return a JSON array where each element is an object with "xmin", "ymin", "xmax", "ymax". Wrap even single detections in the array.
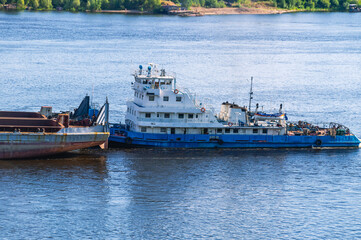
[
  {"xmin": 0, "ymin": 98, "xmax": 110, "ymax": 159},
  {"xmin": 109, "ymin": 64, "xmax": 360, "ymax": 149}
]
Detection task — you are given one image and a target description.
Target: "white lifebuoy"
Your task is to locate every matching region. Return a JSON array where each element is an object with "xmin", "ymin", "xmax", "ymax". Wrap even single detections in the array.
[
  {"xmin": 228, "ymin": 122, "xmax": 233, "ymax": 127},
  {"xmin": 201, "ymin": 107, "xmax": 206, "ymax": 113},
  {"xmin": 174, "ymin": 89, "xmax": 179, "ymax": 94}
]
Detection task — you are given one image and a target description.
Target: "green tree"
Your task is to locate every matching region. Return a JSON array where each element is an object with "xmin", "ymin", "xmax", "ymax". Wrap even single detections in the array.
[
  {"xmin": 287, "ymin": 0, "xmax": 296, "ymax": 8},
  {"xmin": 29, "ymin": 0, "xmax": 39, "ymax": 8},
  {"xmin": 278, "ymin": 0, "xmax": 287, "ymax": 8},
  {"xmin": 204, "ymin": 0, "xmax": 218, "ymax": 7},
  {"xmin": 331, "ymin": 0, "xmax": 339, "ymax": 7},
  {"xmin": 318, "ymin": 0, "xmax": 330, "ymax": 7},
  {"xmin": 1, "ymin": 0, "xmax": 7, "ymax": 5},
  {"xmin": 52, "ymin": 0, "xmax": 64, "ymax": 7},
  {"xmin": 180, "ymin": 0, "xmax": 192, "ymax": 8},
  {"xmin": 72, "ymin": 0, "xmax": 80, "ymax": 8},
  {"xmin": 40, "ymin": 0, "xmax": 52, "ymax": 8},
  {"xmin": 17, "ymin": 0, "xmax": 25, "ymax": 8},
  {"xmin": 101, "ymin": 0, "xmax": 108, "ymax": 8}
]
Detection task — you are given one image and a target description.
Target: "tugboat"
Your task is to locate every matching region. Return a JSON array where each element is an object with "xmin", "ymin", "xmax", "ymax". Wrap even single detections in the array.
[
  {"xmin": 0, "ymin": 98, "xmax": 110, "ymax": 159},
  {"xmin": 109, "ymin": 64, "xmax": 360, "ymax": 149}
]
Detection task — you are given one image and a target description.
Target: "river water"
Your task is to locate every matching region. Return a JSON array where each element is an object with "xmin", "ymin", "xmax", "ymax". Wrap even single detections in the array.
[{"xmin": 1, "ymin": 11, "xmax": 361, "ymax": 239}]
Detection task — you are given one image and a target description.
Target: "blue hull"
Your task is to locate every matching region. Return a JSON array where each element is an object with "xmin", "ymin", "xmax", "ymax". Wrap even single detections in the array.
[{"xmin": 109, "ymin": 129, "xmax": 361, "ymax": 149}]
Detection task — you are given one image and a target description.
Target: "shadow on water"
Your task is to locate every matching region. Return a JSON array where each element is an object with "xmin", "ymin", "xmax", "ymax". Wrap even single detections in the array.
[
  {"xmin": 100, "ymin": 147, "xmax": 361, "ymax": 238},
  {"xmin": 0, "ymin": 149, "xmax": 108, "ymax": 173}
]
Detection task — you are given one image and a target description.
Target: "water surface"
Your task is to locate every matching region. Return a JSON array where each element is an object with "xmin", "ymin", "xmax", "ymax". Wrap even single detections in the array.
[{"xmin": 1, "ymin": 11, "xmax": 361, "ymax": 239}]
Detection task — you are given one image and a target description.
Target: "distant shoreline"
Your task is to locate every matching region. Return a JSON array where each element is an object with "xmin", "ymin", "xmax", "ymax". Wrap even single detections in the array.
[
  {"xmin": 0, "ymin": 5, "xmax": 334, "ymax": 17},
  {"xmin": 99, "ymin": 7, "xmax": 294, "ymax": 16}
]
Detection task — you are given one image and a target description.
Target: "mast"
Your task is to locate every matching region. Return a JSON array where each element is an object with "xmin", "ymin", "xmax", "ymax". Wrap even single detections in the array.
[{"xmin": 248, "ymin": 77, "xmax": 253, "ymax": 112}]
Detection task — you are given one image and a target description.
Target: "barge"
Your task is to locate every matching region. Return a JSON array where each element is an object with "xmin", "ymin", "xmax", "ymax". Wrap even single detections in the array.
[{"xmin": 0, "ymin": 98, "xmax": 109, "ymax": 159}]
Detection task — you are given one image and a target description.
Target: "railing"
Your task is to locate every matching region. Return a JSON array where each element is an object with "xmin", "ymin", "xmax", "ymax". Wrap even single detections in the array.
[{"xmin": 136, "ymin": 117, "xmax": 216, "ymax": 124}]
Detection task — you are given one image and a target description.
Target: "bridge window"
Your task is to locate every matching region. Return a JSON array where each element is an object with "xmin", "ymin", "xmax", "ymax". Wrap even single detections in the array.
[
  {"xmin": 149, "ymin": 96, "xmax": 154, "ymax": 101},
  {"xmin": 163, "ymin": 96, "xmax": 169, "ymax": 101},
  {"xmin": 176, "ymin": 96, "xmax": 182, "ymax": 102}
]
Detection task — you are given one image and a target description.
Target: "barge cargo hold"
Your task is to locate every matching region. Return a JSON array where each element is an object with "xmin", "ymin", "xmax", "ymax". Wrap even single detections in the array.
[
  {"xmin": 0, "ymin": 100, "xmax": 109, "ymax": 159},
  {"xmin": 109, "ymin": 64, "xmax": 360, "ymax": 149}
]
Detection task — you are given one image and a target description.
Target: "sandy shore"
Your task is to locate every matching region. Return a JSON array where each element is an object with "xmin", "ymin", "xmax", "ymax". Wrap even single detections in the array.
[
  {"xmin": 99, "ymin": 4, "xmax": 295, "ymax": 16},
  {"xmin": 190, "ymin": 6, "xmax": 292, "ymax": 15}
]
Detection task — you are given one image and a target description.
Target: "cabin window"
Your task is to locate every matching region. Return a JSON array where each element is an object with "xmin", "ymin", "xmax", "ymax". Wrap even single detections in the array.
[
  {"xmin": 178, "ymin": 114, "xmax": 184, "ymax": 119},
  {"xmin": 262, "ymin": 129, "xmax": 268, "ymax": 134},
  {"xmin": 188, "ymin": 114, "xmax": 193, "ymax": 119},
  {"xmin": 145, "ymin": 113, "xmax": 151, "ymax": 118},
  {"xmin": 141, "ymin": 127, "xmax": 147, "ymax": 132},
  {"xmin": 157, "ymin": 113, "xmax": 160, "ymax": 117},
  {"xmin": 233, "ymin": 129, "xmax": 239, "ymax": 133},
  {"xmin": 203, "ymin": 128, "xmax": 208, "ymax": 134},
  {"xmin": 161, "ymin": 128, "xmax": 167, "ymax": 133},
  {"xmin": 176, "ymin": 96, "xmax": 182, "ymax": 102},
  {"xmin": 196, "ymin": 114, "xmax": 198, "ymax": 118},
  {"xmin": 149, "ymin": 96, "xmax": 154, "ymax": 101},
  {"xmin": 165, "ymin": 113, "xmax": 170, "ymax": 118},
  {"xmin": 171, "ymin": 128, "xmax": 175, "ymax": 134},
  {"xmin": 163, "ymin": 96, "xmax": 169, "ymax": 101},
  {"xmin": 225, "ymin": 129, "xmax": 230, "ymax": 133},
  {"xmin": 217, "ymin": 129, "xmax": 222, "ymax": 134},
  {"xmin": 253, "ymin": 129, "xmax": 258, "ymax": 134}
]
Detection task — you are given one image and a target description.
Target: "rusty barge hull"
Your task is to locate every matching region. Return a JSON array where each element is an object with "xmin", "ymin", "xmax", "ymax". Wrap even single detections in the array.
[{"xmin": 0, "ymin": 131, "xmax": 109, "ymax": 159}]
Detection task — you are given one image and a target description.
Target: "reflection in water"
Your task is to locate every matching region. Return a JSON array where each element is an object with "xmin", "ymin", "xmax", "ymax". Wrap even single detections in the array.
[
  {"xmin": 102, "ymin": 148, "xmax": 361, "ymax": 238},
  {"xmin": 1, "ymin": 11, "xmax": 361, "ymax": 239},
  {"xmin": 0, "ymin": 150, "xmax": 110, "ymax": 239},
  {"xmin": 1, "ymin": 147, "xmax": 361, "ymax": 238}
]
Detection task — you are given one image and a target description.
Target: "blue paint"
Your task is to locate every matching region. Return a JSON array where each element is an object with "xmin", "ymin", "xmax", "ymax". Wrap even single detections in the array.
[{"xmin": 109, "ymin": 128, "xmax": 361, "ymax": 148}]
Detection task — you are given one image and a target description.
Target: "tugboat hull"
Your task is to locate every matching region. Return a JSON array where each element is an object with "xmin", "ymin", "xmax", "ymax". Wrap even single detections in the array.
[{"xmin": 109, "ymin": 130, "xmax": 360, "ymax": 149}]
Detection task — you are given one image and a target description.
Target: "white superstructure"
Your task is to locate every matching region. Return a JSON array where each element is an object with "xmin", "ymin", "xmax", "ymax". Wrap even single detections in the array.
[{"xmin": 125, "ymin": 64, "xmax": 286, "ymax": 136}]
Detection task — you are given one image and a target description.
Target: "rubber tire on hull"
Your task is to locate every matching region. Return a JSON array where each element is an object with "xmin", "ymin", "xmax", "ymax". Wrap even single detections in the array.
[
  {"xmin": 315, "ymin": 139, "xmax": 322, "ymax": 146},
  {"xmin": 125, "ymin": 137, "xmax": 133, "ymax": 145}
]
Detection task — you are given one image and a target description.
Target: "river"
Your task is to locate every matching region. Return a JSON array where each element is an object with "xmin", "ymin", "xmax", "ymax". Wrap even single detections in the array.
[{"xmin": 1, "ymin": 11, "xmax": 361, "ymax": 239}]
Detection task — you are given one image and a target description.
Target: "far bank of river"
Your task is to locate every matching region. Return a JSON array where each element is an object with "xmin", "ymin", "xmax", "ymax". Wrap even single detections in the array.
[{"xmin": 0, "ymin": 3, "xmax": 333, "ymax": 17}]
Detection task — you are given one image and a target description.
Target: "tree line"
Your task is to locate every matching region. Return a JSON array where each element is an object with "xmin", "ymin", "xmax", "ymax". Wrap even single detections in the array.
[
  {"xmin": 0, "ymin": 0, "xmax": 358, "ymax": 12},
  {"xmin": 272, "ymin": 0, "xmax": 357, "ymax": 10}
]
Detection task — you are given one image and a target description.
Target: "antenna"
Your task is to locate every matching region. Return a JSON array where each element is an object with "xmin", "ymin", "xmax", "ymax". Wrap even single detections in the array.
[
  {"xmin": 91, "ymin": 84, "xmax": 94, "ymax": 109},
  {"xmin": 248, "ymin": 77, "xmax": 253, "ymax": 112}
]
